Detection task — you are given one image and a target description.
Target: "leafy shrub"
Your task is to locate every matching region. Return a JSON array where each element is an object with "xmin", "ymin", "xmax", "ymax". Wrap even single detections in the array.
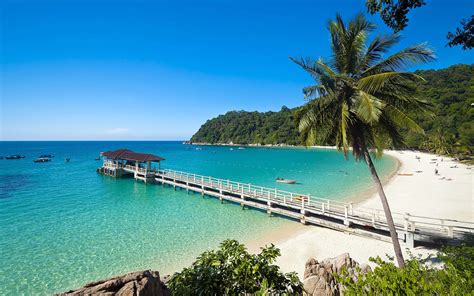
[
  {"xmin": 336, "ymin": 244, "xmax": 474, "ymax": 295},
  {"xmin": 167, "ymin": 239, "xmax": 302, "ymax": 295}
]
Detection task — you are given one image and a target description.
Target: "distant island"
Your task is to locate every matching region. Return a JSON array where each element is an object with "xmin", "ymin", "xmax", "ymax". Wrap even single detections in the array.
[{"xmin": 190, "ymin": 64, "xmax": 473, "ymax": 160}]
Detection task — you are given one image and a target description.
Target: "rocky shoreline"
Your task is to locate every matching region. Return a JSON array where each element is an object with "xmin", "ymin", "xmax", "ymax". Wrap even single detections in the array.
[
  {"xmin": 56, "ymin": 270, "xmax": 171, "ymax": 296},
  {"xmin": 57, "ymin": 253, "xmax": 369, "ymax": 295}
]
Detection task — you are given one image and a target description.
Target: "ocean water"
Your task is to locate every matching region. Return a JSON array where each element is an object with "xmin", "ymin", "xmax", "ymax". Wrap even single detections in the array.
[{"xmin": 0, "ymin": 141, "xmax": 397, "ymax": 295}]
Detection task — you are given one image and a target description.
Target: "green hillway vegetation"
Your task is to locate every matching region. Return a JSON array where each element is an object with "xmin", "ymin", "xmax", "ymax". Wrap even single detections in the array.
[{"xmin": 191, "ymin": 64, "xmax": 474, "ymax": 161}]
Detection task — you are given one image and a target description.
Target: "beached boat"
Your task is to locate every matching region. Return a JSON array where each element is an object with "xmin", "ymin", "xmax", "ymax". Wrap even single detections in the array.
[{"xmin": 275, "ymin": 177, "xmax": 296, "ymax": 184}]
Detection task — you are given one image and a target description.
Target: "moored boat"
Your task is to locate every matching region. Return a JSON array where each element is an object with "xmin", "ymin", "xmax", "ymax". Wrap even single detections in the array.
[
  {"xmin": 5, "ymin": 155, "xmax": 25, "ymax": 160},
  {"xmin": 275, "ymin": 177, "xmax": 296, "ymax": 184},
  {"xmin": 34, "ymin": 156, "xmax": 51, "ymax": 163}
]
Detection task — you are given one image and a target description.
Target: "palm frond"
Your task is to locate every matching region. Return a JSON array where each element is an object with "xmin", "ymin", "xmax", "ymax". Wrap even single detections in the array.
[
  {"xmin": 358, "ymin": 72, "xmax": 424, "ymax": 94},
  {"xmin": 384, "ymin": 104, "xmax": 425, "ymax": 134},
  {"xmin": 359, "ymin": 34, "xmax": 400, "ymax": 72},
  {"xmin": 353, "ymin": 91, "xmax": 385, "ymax": 124},
  {"xmin": 362, "ymin": 43, "xmax": 435, "ymax": 76}
]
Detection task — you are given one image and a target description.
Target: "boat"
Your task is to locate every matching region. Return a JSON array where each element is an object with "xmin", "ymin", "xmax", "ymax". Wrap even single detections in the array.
[
  {"xmin": 293, "ymin": 195, "xmax": 309, "ymax": 202},
  {"xmin": 39, "ymin": 154, "xmax": 54, "ymax": 158},
  {"xmin": 5, "ymin": 155, "xmax": 25, "ymax": 160},
  {"xmin": 94, "ymin": 157, "xmax": 101, "ymax": 160},
  {"xmin": 33, "ymin": 157, "xmax": 51, "ymax": 163},
  {"xmin": 275, "ymin": 177, "xmax": 296, "ymax": 184}
]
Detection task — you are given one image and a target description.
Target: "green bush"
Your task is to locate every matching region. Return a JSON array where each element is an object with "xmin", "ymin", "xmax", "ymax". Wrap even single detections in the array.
[
  {"xmin": 336, "ymin": 245, "xmax": 474, "ymax": 295},
  {"xmin": 167, "ymin": 239, "xmax": 302, "ymax": 295}
]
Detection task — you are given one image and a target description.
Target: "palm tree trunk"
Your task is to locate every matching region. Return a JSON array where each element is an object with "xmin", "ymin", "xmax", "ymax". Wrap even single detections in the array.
[{"xmin": 363, "ymin": 148, "xmax": 405, "ymax": 268}]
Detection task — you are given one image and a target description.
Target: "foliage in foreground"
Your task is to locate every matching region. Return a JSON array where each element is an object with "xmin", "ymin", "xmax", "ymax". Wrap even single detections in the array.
[
  {"xmin": 336, "ymin": 245, "xmax": 474, "ymax": 295},
  {"xmin": 167, "ymin": 239, "xmax": 302, "ymax": 295}
]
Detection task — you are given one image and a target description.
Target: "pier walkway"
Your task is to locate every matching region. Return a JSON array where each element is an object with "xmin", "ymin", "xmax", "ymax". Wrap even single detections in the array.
[{"xmin": 154, "ymin": 169, "xmax": 474, "ymax": 248}]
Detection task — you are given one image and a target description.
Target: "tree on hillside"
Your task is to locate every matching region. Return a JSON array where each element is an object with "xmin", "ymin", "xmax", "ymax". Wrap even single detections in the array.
[
  {"xmin": 291, "ymin": 13, "xmax": 435, "ymax": 268},
  {"xmin": 447, "ymin": 15, "xmax": 474, "ymax": 50},
  {"xmin": 366, "ymin": 0, "xmax": 426, "ymax": 32},
  {"xmin": 366, "ymin": 1, "xmax": 473, "ymax": 50}
]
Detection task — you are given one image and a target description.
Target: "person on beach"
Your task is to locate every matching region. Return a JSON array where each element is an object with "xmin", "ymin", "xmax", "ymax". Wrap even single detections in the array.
[{"xmin": 435, "ymin": 168, "xmax": 439, "ymax": 175}]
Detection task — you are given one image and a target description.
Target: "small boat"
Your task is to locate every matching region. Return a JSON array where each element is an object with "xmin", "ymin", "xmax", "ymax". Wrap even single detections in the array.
[
  {"xmin": 5, "ymin": 155, "xmax": 25, "ymax": 160},
  {"xmin": 34, "ymin": 157, "xmax": 51, "ymax": 163},
  {"xmin": 276, "ymin": 177, "xmax": 296, "ymax": 184},
  {"xmin": 293, "ymin": 195, "xmax": 309, "ymax": 202},
  {"xmin": 39, "ymin": 154, "xmax": 54, "ymax": 158},
  {"xmin": 94, "ymin": 157, "xmax": 101, "ymax": 160}
]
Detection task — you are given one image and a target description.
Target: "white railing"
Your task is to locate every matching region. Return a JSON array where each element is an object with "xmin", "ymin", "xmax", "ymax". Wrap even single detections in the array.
[
  {"xmin": 157, "ymin": 169, "xmax": 474, "ymax": 238},
  {"xmin": 103, "ymin": 162, "xmax": 157, "ymax": 175}
]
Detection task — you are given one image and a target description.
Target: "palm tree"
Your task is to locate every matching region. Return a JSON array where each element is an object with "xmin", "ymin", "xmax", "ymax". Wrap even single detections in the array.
[{"xmin": 291, "ymin": 13, "xmax": 435, "ymax": 268}]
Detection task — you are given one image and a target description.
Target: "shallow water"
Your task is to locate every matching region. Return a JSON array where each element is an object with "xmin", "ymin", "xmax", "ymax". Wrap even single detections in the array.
[{"xmin": 0, "ymin": 141, "xmax": 396, "ymax": 295}]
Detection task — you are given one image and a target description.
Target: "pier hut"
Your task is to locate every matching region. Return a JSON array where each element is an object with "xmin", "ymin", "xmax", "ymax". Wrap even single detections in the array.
[{"xmin": 97, "ymin": 149, "xmax": 164, "ymax": 182}]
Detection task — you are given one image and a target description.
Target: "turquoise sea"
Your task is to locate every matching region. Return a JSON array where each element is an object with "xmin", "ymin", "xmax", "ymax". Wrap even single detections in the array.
[{"xmin": 0, "ymin": 141, "xmax": 397, "ymax": 295}]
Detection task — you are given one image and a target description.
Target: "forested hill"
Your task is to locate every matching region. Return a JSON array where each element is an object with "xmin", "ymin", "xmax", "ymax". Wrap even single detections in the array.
[
  {"xmin": 190, "ymin": 106, "xmax": 301, "ymax": 145},
  {"xmin": 190, "ymin": 64, "xmax": 473, "ymax": 157}
]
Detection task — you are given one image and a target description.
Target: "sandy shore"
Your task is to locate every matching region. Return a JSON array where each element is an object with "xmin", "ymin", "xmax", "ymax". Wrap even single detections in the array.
[{"xmin": 247, "ymin": 150, "xmax": 473, "ymax": 278}]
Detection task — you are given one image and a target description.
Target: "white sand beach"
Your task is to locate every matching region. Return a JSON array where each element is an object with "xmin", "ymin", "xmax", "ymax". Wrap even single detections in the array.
[{"xmin": 248, "ymin": 150, "xmax": 473, "ymax": 278}]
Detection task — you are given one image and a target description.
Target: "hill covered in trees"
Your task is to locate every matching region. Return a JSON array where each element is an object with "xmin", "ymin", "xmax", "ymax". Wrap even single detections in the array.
[
  {"xmin": 190, "ymin": 64, "xmax": 473, "ymax": 158},
  {"xmin": 190, "ymin": 106, "xmax": 302, "ymax": 145},
  {"xmin": 405, "ymin": 64, "xmax": 473, "ymax": 157}
]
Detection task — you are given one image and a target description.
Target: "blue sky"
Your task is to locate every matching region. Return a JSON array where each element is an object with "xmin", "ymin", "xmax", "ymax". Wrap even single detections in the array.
[{"xmin": 1, "ymin": 0, "xmax": 473, "ymax": 140}]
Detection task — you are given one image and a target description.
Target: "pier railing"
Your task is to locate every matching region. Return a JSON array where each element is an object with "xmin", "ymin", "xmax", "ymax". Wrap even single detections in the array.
[
  {"xmin": 103, "ymin": 162, "xmax": 157, "ymax": 174},
  {"xmin": 157, "ymin": 169, "xmax": 474, "ymax": 241}
]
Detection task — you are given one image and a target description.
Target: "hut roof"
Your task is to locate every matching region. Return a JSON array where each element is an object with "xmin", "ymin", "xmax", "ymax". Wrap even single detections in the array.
[{"xmin": 102, "ymin": 149, "xmax": 165, "ymax": 162}]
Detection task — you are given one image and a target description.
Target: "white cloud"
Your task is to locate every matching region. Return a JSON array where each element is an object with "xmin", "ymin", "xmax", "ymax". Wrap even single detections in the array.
[{"xmin": 106, "ymin": 127, "xmax": 130, "ymax": 135}]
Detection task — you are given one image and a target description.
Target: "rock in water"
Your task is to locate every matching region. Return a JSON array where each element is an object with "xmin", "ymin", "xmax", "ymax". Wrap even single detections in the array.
[
  {"xmin": 56, "ymin": 270, "xmax": 170, "ymax": 296},
  {"xmin": 303, "ymin": 253, "xmax": 371, "ymax": 296}
]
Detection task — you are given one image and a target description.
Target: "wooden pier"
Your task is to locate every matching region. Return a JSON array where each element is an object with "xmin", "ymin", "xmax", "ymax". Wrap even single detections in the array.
[
  {"xmin": 97, "ymin": 149, "xmax": 474, "ymax": 248},
  {"xmin": 154, "ymin": 169, "xmax": 474, "ymax": 248}
]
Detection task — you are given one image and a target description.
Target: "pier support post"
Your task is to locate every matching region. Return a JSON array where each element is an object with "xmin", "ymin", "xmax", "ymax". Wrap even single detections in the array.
[
  {"xmin": 344, "ymin": 206, "xmax": 350, "ymax": 226},
  {"xmin": 267, "ymin": 200, "xmax": 272, "ymax": 216},
  {"xmin": 405, "ymin": 231, "xmax": 415, "ymax": 248},
  {"xmin": 300, "ymin": 199, "xmax": 307, "ymax": 224},
  {"xmin": 300, "ymin": 216, "xmax": 307, "ymax": 225}
]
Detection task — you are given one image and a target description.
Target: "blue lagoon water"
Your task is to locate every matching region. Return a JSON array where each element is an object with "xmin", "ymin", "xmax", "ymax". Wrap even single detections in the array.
[{"xmin": 0, "ymin": 141, "xmax": 397, "ymax": 294}]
